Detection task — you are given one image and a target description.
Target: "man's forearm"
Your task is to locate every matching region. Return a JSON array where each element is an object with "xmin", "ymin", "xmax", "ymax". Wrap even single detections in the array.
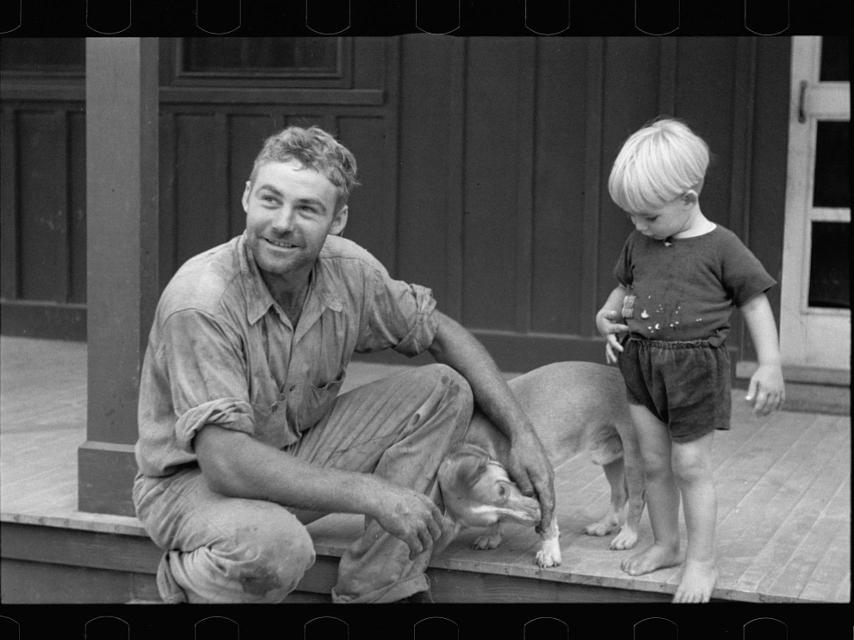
[{"xmin": 195, "ymin": 425, "xmax": 385, "ymax": 516}]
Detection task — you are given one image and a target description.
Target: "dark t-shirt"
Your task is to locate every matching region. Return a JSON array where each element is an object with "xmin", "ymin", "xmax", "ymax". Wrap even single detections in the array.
[{"xmin": 613, "ymin": 225, "xmax": 776, "ymax": 343}]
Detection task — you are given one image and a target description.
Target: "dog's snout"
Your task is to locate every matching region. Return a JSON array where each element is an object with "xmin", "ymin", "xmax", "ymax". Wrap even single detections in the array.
[{"xmin": 502, "ymin": 487, "xmax": 541, "ymax": 525}]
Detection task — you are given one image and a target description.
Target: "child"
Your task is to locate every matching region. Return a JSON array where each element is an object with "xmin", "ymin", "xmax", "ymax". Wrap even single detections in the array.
[{"xmin": 595, "ymin": 117, "xmax": 785, "ymax": 603}]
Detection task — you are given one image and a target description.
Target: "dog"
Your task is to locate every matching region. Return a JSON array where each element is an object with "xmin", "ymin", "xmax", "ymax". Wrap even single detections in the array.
[{"xmin": 437, "ymin": 361, "xmax": 645, "ymax": 568}]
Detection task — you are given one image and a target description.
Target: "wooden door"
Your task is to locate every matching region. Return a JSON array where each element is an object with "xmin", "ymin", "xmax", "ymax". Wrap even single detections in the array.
[{"xmin": 780, "ymin": 36, "xmax": 850, "ymax": 371}]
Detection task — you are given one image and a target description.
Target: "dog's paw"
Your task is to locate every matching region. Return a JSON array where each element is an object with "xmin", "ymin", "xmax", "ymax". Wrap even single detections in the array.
[
  {"xmin": 472, "ymin": 532, "xmax": 502, "ymax": 550},
  {"xmin": 535, "ymin": 539, "xmax": 562, "ymax": 568},
  {"xmin": 608, "ymin": 526, "xmax": 639, "ymax": 550},
  {"xmin": 584, "ymin": 517, "xmax": 619, "ymax": 537}
]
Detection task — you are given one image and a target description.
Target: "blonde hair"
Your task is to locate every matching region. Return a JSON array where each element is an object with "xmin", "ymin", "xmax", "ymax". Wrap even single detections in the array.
[{"xmin": 608, "ymin": 117, "xmax": 709, "ymax": 214}]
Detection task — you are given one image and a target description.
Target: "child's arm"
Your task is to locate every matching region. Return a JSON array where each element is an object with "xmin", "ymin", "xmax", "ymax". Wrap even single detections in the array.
[
  {"xmin": 740, "ymin": 292, "xmax": 785, "ymax": 416},
  {"xmin": 596, "ymin": 285, "xmax": 630, "ymax": 364}
]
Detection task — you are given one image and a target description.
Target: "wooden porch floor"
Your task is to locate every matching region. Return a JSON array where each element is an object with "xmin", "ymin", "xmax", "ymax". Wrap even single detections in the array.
[{"xmin": 1, "ymin": 336, "xmax": 849, "ymax": 603}]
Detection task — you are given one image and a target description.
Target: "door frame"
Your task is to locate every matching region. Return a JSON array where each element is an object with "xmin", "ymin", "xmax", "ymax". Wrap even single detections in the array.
[{"xmin": 778, "ymin": 36, "xmax": 850, "ymax": 372}]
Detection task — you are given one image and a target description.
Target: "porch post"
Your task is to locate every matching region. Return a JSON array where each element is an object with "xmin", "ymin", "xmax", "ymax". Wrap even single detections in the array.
[{"xmin": 78, "ymin": 38, "xmax": 159, "ymax": 516}]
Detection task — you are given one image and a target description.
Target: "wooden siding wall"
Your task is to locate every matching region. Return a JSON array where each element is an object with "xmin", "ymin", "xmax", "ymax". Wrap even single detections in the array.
[
  {"xmin": 156, "ymin": 38, "xmax": 399, "ymax": 290},
  {"xmin": 0, "ymin": 94, "xmax": 87, "ymax": 339},
  {"xmin": 393, "ymin": 36, "xmax": 790, "ymax": 371},
  {"xmin": 0, "ymin": 36, "xmax": 791, "ymax": 373}
]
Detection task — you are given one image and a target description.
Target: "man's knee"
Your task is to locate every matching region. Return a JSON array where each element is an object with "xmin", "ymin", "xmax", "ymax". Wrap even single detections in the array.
[
  {"xmin": 184, "ymin": 505, "xmax": 316, "ymax": 603},
  {"xmin": 417, "ymin": 363, "xmax": 474, "ymax": 414},
  {"xmin": 240, "ymin": 510, "xmax": 316, "ymax": 599}
]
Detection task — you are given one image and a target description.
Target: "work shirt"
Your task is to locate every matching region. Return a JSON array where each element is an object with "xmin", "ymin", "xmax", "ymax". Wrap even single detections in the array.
[
  {"xmin": 613, "ymin": 225, "xmax": 776, "ymax": 343},
  {"xmin": 134, "ymin": 233, "xmax": 439, "ymax": 478}
]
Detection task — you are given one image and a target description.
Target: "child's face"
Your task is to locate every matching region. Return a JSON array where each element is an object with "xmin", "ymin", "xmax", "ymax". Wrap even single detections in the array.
[{"xmin": 626, "ymin": 192, "xmax": 700, "ymax": 241}]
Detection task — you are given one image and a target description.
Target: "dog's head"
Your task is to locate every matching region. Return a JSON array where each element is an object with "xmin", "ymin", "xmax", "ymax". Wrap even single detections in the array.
[{"xmin": 438, "ymin": 443, "xmax": 541, "ymax": 529}]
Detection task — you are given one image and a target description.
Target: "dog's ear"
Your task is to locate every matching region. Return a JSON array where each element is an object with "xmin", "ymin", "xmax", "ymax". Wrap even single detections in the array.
[{"xmin": 446, "ymin": 446, "xmax": 490, "ymax": 490}]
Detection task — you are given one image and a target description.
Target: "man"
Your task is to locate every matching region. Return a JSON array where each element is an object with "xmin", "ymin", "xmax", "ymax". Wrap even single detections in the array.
[{"xmin": 133, "ymin": 126, "xmax": 554, "ymax": 604}]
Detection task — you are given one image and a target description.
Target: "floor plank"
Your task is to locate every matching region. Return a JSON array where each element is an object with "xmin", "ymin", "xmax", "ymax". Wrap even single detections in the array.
[
  {"xmin": 1, "ymin": 336, "xmax": 849, "ymax": 603},
  {"xmin": 716, "ymin": 414, "xmax": 847, "ymax": 594},
  {"xmin": 767, "ymin": 476, "xmax": 850, "ymax": 601},
  {"xmin": 730, "ymin": 418, "xmax": 848, "ymax": 596}
]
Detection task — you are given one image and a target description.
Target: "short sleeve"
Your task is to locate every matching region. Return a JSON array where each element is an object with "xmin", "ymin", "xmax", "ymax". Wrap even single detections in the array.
[
  {"xmin": 356, "ymin": 267, "xmax": 439, "ymax": 357},
  {"xmin": 158, "ymin": 309, "xmax": 254, "ymax": 451},
  {"xmin": 613, "ymin": 234, "xmax": 636, "ymax": 287},
  {"xmin": 718, "ymin": 233, "xmax": 777, "ymax": 307}
]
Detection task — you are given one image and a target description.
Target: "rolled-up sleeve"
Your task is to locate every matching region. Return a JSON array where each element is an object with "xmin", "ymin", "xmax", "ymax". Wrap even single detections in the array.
[
  {"xmin": 356, "ymin": 267, "xmax": 439, "ymax": 357},
  {"xmin": 174, "ymin": 398, "xmax": 253, "ymax": 452},
  {"xmin": 160, "ymin": 310, "xmax": 255, "ymax": 451}
]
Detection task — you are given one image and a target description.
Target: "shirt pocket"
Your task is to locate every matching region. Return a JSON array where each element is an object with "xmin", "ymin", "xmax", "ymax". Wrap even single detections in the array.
[
  {"xmin": 252, "ymin": 393, "xmax": 298, "ymax": 449},
  {"xmin": 292, "ymin": 370, "xmax": 345, "ymax": 433}
]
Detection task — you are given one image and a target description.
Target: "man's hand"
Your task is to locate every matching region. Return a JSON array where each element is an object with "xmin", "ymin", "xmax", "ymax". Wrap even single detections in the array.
[
  {"xmin": 505, "ymin": 428, "xmax": 555, "ymax": 533},
  {"xmin": 746, "ymin": 364, "xmax": 785, "ymax": 416},
  {"xmin": 596, "ymin": 310, "xmax": 628, "ymax": 364},
  {"xmin": 427, "ymin": 311, "xmax": 556, "ymax": 533},
  {"xmin": 372, "ymin": 482, "xmax": 445, "ymax": 560}
]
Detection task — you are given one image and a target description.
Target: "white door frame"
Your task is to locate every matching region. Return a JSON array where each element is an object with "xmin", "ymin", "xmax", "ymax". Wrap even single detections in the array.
[{"xmin": 779, "ymin": 36, "xmax": 850, "ymax": 371}]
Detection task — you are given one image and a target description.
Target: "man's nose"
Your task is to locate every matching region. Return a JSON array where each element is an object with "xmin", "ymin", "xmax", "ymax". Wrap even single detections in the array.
[{"xmin": 272, "ymin": 207, "xmax": 296, "ymax": 232}]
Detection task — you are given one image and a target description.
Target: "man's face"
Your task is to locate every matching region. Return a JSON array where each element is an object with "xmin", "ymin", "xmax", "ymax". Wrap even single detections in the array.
[{"xmin": 243, "ymin": 160, "xmax": 347, "ymax": 279}]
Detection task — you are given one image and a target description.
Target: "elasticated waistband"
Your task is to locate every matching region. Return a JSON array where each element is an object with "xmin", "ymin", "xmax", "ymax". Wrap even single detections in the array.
[{"xmin": 625, "ymin": 333, "xmax": 724, "ymax": 348}]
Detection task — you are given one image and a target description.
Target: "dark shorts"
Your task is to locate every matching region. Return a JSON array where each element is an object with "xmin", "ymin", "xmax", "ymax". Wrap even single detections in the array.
[{"xmin": 617, "ymin": 334, "xmax": 731, "ymax": 443}]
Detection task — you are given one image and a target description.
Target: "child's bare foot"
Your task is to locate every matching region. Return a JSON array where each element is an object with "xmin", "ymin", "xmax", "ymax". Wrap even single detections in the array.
[
  {"xmin": 620, "ymin": 543, "xmax": 682, "ymax": 576},
  {"xmin": 673, "ymin": 559, "xmax": 718, "ymax": 603}
]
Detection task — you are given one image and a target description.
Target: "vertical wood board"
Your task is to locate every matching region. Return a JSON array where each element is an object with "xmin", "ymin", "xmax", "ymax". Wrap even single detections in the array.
[
  {"xmin": 462, "ymin": 38, "xmax": 524, "ymax": 330},
  {"xmin": 17, "ymin": 110, "xmax": 68, "ymax": 302}
]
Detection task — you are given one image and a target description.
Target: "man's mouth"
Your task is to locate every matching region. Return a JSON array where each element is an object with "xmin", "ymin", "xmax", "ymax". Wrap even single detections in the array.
[{"xmin": 265, "ymin": 238, "xmax": 299, "ymax": 249}]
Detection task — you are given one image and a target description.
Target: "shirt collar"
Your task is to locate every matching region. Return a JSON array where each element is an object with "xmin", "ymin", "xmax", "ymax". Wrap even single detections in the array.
[{"xmin": 239, "ymin": 233, "xmax": 343, "ymax": 326}]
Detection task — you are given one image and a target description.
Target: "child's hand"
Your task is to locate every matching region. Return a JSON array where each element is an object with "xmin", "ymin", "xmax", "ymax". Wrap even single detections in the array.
[
  {"xmin": 746, "ymin": 364, "xmax": 785, "ymax": 416},
  {"xmin": 596, "ymin": 310, "xmax": 629, "ymax": 364}
]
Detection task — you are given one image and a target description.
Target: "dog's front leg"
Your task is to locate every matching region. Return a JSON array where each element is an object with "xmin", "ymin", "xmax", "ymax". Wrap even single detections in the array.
[
  {"xmin": 535, "ymin": 518, "xmax": 561, "ymax": 568},
  {"xmin": 472, "ymin": 522, "xmax": 503, "ymax": 550}
]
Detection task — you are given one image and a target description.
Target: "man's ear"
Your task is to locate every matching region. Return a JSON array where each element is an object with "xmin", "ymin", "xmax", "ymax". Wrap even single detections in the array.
[
  {"xmin": 241, "ymin": 180, "xmax": 252, "ymax": 212},
  {"xmin": 329, "ymin": 205, "xmax": 348, "ymax": 236}
]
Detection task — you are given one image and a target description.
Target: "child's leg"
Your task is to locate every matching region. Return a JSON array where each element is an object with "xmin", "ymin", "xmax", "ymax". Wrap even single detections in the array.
[
  {"xmin": 671, "ymin": 432, "xmax": 718, "ymax": 603},
  {"xmin": 620, "ymin": 403, "xmax": 684, "ymax": 576}
]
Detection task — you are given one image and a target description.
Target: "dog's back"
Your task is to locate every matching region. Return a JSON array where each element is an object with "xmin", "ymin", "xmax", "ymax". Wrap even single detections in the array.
[{"xmin": 464, "ymin": 361, "xmax": 630, "ymax": 467}]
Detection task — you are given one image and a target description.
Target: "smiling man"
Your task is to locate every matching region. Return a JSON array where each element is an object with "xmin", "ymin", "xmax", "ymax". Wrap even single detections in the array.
[{"xmin": 133, "ymin": 126, "xmax": 554, "ymax": 604}]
